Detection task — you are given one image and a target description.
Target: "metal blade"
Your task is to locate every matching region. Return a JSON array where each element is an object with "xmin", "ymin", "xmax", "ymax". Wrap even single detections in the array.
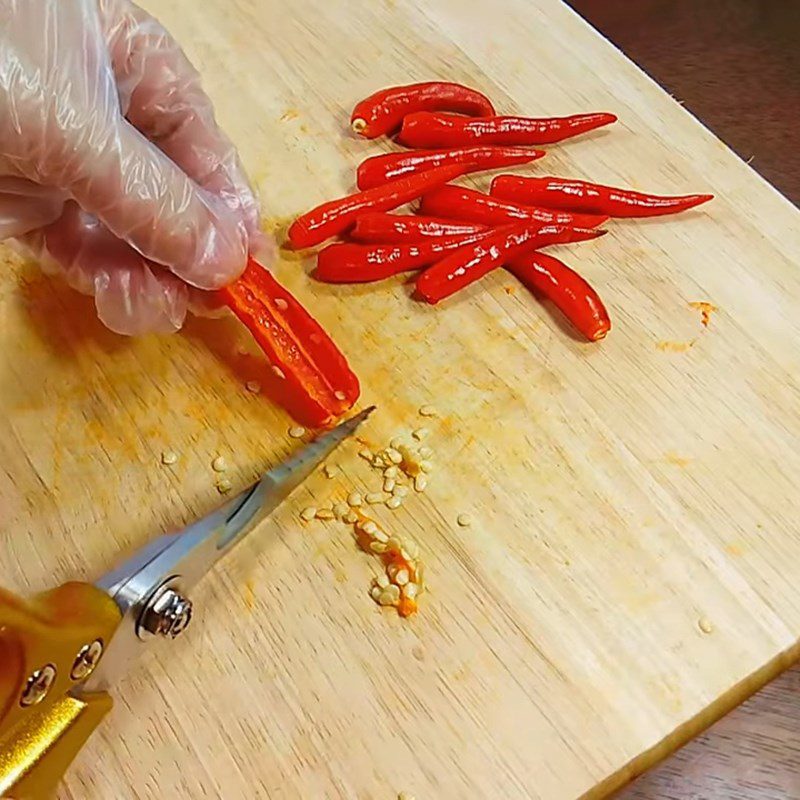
[{"xmin": 83, "ymin": 406, "xmax": 374, "ymax": 690}]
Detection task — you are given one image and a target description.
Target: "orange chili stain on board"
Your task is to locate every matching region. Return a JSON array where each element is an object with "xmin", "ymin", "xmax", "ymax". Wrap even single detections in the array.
[
  {"xmin": 504, "ymin": 285, "xmax": 516, "ymax": 295},
  {"xmin": 280, "ymin": 108, "xmax": 300, "ymax": 122},
  {"xmin": 664, "ymin": 452, "xmax": 692, "ymax": 468},
  {"xmin": 243, "ymin": 578, "xmax": 256, "ymax": 611},
  {"xmin": 656, "ymin": 340, "xmax": 695, "ymax": 353},
  {"xmin": 688, "ymin": 301, "xmax": 718, "ymax": 328}
]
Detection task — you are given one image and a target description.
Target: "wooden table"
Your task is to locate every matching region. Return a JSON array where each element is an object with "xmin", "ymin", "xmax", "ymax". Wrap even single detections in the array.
[
  {"xmin": 566, "ymin": 3, "xmax": 800, "ymax": 797},
  {"xmin": 2, "ymin": 1, "xmax": 800, "ymax": 798}
]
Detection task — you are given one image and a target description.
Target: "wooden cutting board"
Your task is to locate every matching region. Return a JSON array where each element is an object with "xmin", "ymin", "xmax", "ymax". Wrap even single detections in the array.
[{"xmin": 2, "ymin": 1, "xmax": 800, "ymax": 798}]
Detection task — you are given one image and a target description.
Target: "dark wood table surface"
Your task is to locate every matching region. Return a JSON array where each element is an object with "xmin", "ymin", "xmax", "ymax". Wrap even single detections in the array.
[{"xmin": 564, "ymin": 2, "xmax": 800, "ymax": 798}]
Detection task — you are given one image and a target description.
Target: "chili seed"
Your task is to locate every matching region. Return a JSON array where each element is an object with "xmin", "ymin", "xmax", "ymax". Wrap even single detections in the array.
[
  {"xmin": 394, "ymin": 569, "xmax": 410, "ymax": 586},
  {"xmin": 288, "ymin": 426, "xmax": 306, "ymax": 438},
  {"xmin": 412, "ymin": 428, "xmax": 429, "ymax": 441},
  {"xmin": 216, "ymin": 479, "xmax": 233, "ymax": 494},
  {"xmin": 383, "ymin": 478, "xmax": 396, "ymax": 493},
  {"xmin": 316, "ymin": 508, "xmax": 335, "ymax": 520},
  {"xmin": 271, "ymin": 365, "xmax": 286, "ymax": 380},
  {"xmin": 385, "ymin": 448, "xmax": 403, "ymax": 464},
  {"xmin": 419, "ymin": 404, "xmax": 438, "ymax": 417},
  {"xmin": 457, "ymin": 513, "xmax": 472, "ymax": 527},
  {"xmin": 245, "ymin": 380, "xmax": 261, "ymax": 393},
  {"xmin": 161, "ymin": 451, "xmax": 178, "ymax": 465},
  {"xmin": 300, "ymin": 507, "xmax": 317, "ymax": 521},
  {"xmin": 386, "ymin": 496, "xmax": 402, "ymax": 510},
  {"xmin": 402, "ymin": 583, "xmax": 419, "ymax": 600},
  {"xmin": 211, "ymin": 456, "xmax": 228, "ymax": 473},
  {"xmin": 334, "ymin": 390, "xmax": 347, "ymax": 401},
  {"xmin": 274, "ymin": 298, "xmax": 289, "ymax": 311},
  {"xmin": 418, "ymin": 446, "xmax": 434, "ymax": 459},
  {"xmin": 333, "ymin": 502, "xmax": 349, "ymax": 518},
  {"xmin": 366, "ymin": 492, "xmax": 384, "ymax": 505},
  {"xmin": 347, "ymin": 492, "xmax": 362, "ymax": 507},
  {"xmin": 414, "ymin": 474, "xmax": 428, "ymax": 492}
]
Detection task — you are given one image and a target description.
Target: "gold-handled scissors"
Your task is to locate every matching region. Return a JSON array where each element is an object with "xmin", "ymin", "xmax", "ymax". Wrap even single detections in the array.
[{"xmin": 0, "ymin": 407, "xmax": 374, "ymax": 799}]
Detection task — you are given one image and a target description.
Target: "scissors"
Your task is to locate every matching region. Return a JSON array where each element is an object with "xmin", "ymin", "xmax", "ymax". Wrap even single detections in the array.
[{"xmin": 0, "ymin": 406, "xmax": 374, "ymax": 799}]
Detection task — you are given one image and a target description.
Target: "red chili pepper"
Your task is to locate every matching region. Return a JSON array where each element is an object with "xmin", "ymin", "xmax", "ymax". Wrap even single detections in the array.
[
  {"xmin": 350, "ymin": 213, "xmax": 488, "ymax": 243},
  {"xmin": 287, "ymin": 164, "xmax": 467, "ymax": 249},
  {"xmin": 490, "ymin": 175, "xmax": 714, "ymax": 218},
  {"xmin": 416, "ymin": 223, "xmax": 606, "ymax": 304},
  {"xmin": 507, "ymin": 252, "xmax": 610, "ymax": 341},
  {"xmin": 314, "ymin": 230, "xmax": 495, "ymax": 284},
  {"xmin": 356, "ymin": 146, "xmax": 544, "ymax": 190},
  {"xmin": 219, "ymin": 258, "xmax": 360, "ymax": 427},
  {"xmin": 350, "ymin": 81, "xmax": 496, "ymax": 139},
  {"xmin": 397, "ymin": 111, "xmax": 617, "ymax": 148},
  {"xmin": 418, "ymin": 185, "xmax": 608, "ymax": 229}
]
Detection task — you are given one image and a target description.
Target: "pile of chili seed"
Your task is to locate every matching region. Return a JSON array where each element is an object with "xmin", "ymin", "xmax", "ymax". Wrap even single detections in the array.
[{"xmin": 287, "ymin": 81, "xmax": 713, "ymax": 342}]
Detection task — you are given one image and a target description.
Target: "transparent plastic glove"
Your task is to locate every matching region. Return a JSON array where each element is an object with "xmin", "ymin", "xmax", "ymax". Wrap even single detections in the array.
[{"xmin": 0, "ymin": 0, "xmax": 268, "ymax": 335}]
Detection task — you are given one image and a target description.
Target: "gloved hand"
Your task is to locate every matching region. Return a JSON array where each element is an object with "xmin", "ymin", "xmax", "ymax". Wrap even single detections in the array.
[{"xmin": 0, "ymin": 0, "xmax": 269, "ymax": 335}]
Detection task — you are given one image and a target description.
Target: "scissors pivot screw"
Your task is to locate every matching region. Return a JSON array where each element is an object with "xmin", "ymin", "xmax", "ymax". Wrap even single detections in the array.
[
  {"xmin": 138, "ymin": 586, "xmax": 193, "ymax": 639},
  {"xmin": 71, "ymin": 639, "xmax": 105, "ymax": 680},
  {"xmin": 20, "ymin": 664, "xmax": 57, "ymax": 707}
]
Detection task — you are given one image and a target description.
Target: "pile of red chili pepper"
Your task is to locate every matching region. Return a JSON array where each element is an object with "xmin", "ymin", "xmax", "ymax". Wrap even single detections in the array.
[{"xmin": 287, "ymin": 80, "xmax": 713, "ymax": 343}]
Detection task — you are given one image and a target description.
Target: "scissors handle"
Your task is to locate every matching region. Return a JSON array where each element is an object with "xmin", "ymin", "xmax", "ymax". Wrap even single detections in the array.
[{"xmin": 0, "ymin": 584, "xmax": 121, "ymax": 798}]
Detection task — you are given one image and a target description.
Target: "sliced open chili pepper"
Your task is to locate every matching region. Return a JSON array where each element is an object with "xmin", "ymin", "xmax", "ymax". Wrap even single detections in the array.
[
  {"xmin": 416, "ymin": 223, "xmax": 606, "ymax": 304},
  {"xmin": 314, "ymin": 230, "xmax": 495, "ymax": 284},
  {"xmin": 350, "ymin": 213, "xmax": 488, "ymax": 243},
  {"xmin": 418, "ymin": 185, "xmax": 607, "ymax": 228},
  {"xmin": 350, "ymin": 81, "xmax": 496, "ymax": 139},
  {"xmin": 507, "ymin": 252, "xmax": 610, "ymax": 341},
  {"xmin": 397, "ymin": 111, "xmax": 617, "ymax": 148},
  {"xmin": 356, "ymin": 146, "xmax": 543, "ymax": 190},
  {"xmin": 287, "ymin": 164, "xmax": 467, "ymax": 249},
  {"xmin": 490, "ymin": 175, "xmax": 714, "ymax": 218},
  {"xmin": 219, "ymin": 257, "xmax": 360, "ymax": 427}
]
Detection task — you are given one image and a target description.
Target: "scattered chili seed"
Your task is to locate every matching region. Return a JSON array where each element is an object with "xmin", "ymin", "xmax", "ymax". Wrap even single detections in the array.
[
  {"xmin": 211, "ymin": 456, "xmax": 228, "ymax": 473},
  {"xmin": 333, "ymin": 502, "xmax": 349, "ymax": 518},
  {"xmin": 414, "ymin": 474, "xmax": 428, "ymax": 492},
  {"xmin": 418, "ymin": 446, "xmax": 434, "ymax": 459},
  {"xmin": 271, "ymin": 365, "xmax": 286, "ymax": 380},
  {"xmin": 161, "ymin": 451, "xmax": 178, "ymax": 465},
  {"xmin": 457, "ymin": 513, "xmax": 472, "ymax": 527},
  {"xmin": 366, "ymin": 492, "xmax": 385, "ymax": 504},
  {"xmin": 698, "ymin": 617, "xmax": 714, "ymax": 634},
  {"xmin": 274, "ymin": 297, "xmax": 289, "ymax": 310},
  {"xmin": 300, "ymin": 507, "xmax": 317, "ymax": 521},
  {"xmin": 412, "ymin": 427, "xmax": 429, "ymax": 440},
  {"xmin": 348, "ymin": 492, "xmax": 363, "ymax": 507},
  {"xmin": 316, "ymin": 508, "xmax": 335, "ymax": 520},
  {"xmin": 245, "ymin": 380, "xmax": 261, "ymax": 393},
  {"xmin": 386, "ymin": 496, "xmax": 402, "ymax": 509},
  {"xmin": 216, "ymin": 479, "xmax": 233, "ymax": 494},
  {"xmin": 288, "ymin": 426, "xmax": 306, "ymax": 438},
  {"xmin": 324, "ymin": 463, "xmax": 339, "ymax": 478},
  {"xmin": 419, "ymin": 405, "xmax": 438, "ymax": 417}
]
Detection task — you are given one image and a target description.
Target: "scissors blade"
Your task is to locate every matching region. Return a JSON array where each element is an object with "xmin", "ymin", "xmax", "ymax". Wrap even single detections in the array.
[{"xmin": 83, "ymin": 406, "xmax": 374, "ymax": 690}]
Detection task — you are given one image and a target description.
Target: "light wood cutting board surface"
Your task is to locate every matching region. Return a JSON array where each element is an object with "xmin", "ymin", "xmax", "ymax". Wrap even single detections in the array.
[{"xmin": 2, "ymin": 1, "xmax": 800, "ymax": 798}]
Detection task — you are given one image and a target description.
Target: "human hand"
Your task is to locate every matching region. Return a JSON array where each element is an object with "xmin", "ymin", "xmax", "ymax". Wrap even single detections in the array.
[{"xmin": 0, "ymin": 0, "xmax": 269, "ymax": 334}]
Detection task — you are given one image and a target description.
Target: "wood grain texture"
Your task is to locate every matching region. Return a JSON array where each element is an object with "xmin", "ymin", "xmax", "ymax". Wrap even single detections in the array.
[{"xmin": 2, "ymin": 1, "xmax": 800, "ymax": 798}]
